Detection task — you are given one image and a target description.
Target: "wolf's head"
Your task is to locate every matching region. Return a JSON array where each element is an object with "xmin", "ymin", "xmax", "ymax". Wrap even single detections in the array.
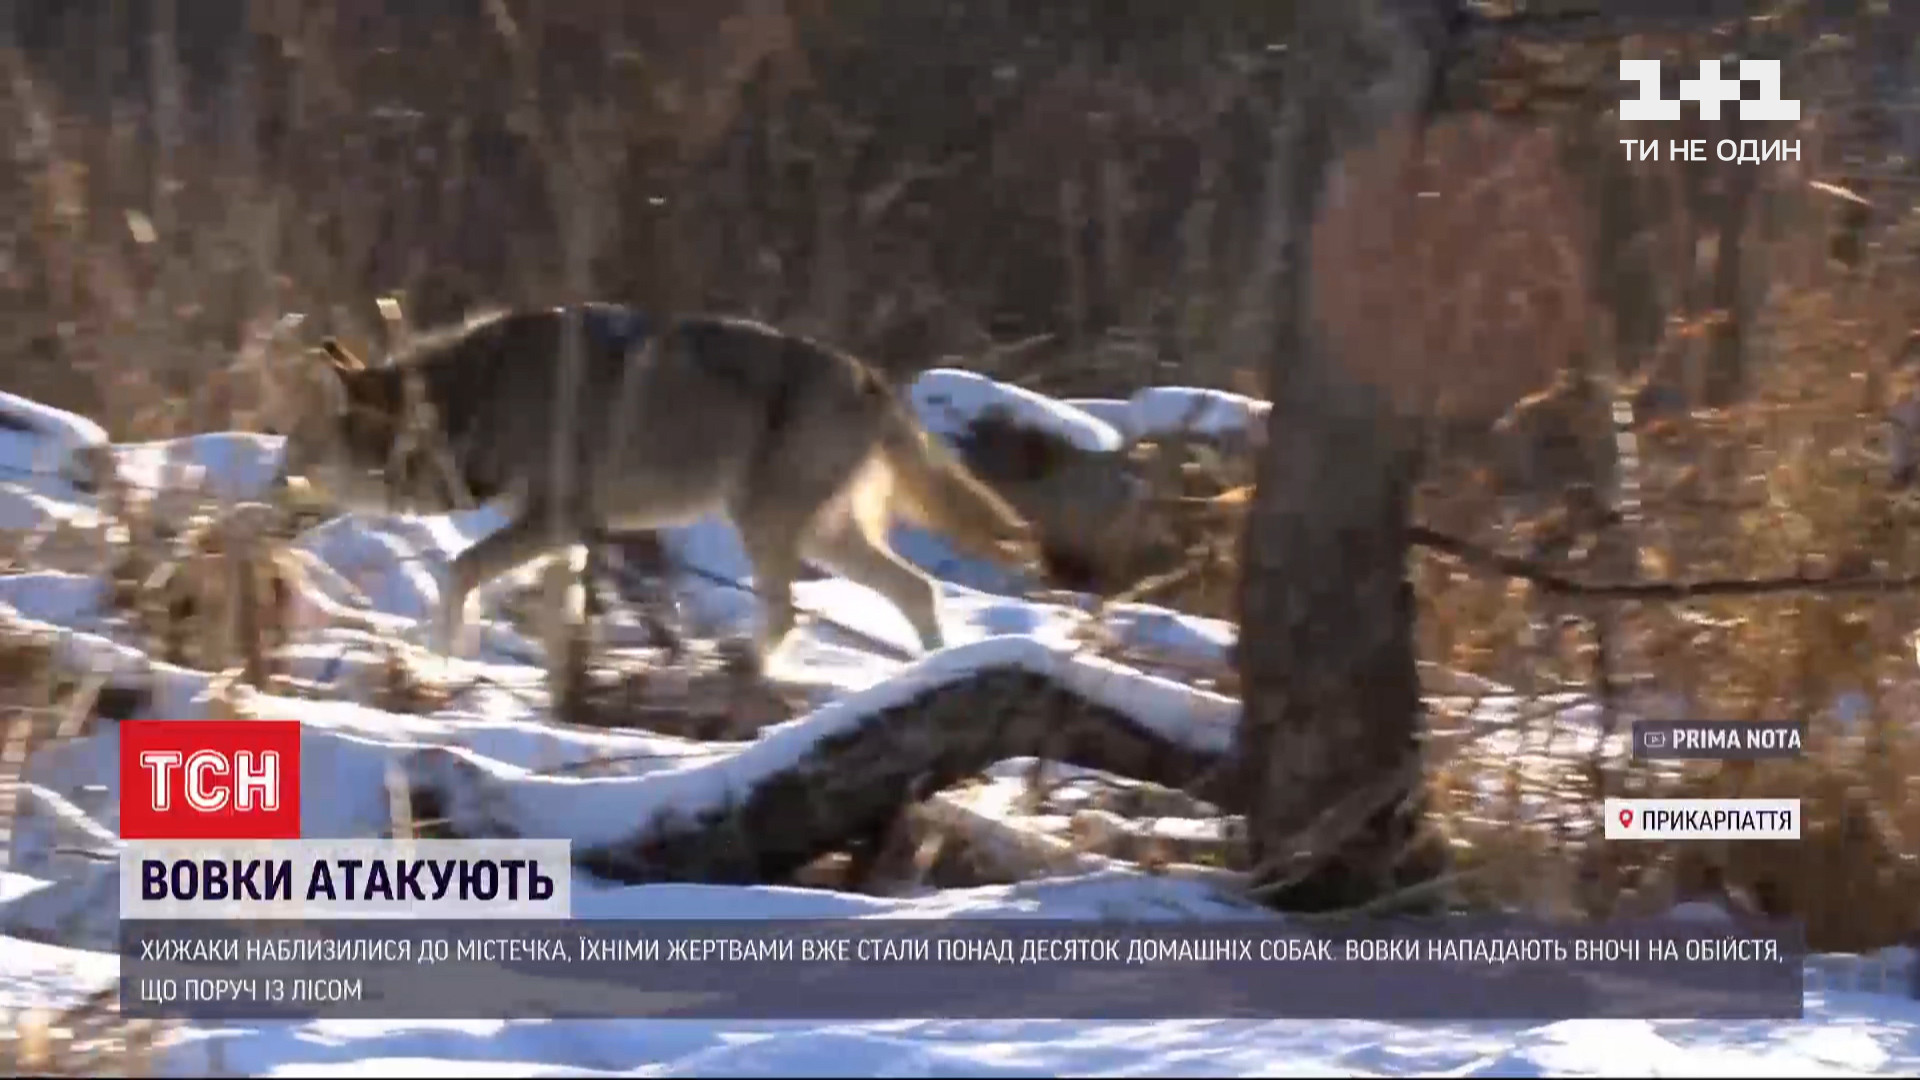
[
  {"xmin": 266, "ymin": 339, "xmax": 447, "ymax": 516},
  {"xmin": 947, "ymin": 459, "xmax": 1046, "ymax": 575},
  {"xmin": 879, "ymin": 401, "xmax": 1044, "ymax": 574}
]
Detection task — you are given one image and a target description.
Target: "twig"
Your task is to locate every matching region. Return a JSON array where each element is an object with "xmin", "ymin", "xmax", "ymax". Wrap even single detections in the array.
[{"xmin": 1411, "ymin": 523, "xmax": 1920, "ymax": 600}]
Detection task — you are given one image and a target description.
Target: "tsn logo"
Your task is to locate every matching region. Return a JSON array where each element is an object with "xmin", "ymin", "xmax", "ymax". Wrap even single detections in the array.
[{"xmin": 119, "ymin": 720, "xmax": 302, "ymax": 840}]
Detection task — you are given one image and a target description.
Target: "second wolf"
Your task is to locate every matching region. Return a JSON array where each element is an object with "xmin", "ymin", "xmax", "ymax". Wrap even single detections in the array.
[{"xmin": 273, "ymin": 304, "xmax": 1040, "ymax": 664}]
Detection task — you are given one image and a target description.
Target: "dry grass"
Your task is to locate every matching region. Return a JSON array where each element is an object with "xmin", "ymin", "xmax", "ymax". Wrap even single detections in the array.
[
  {"xmin": 0, "ymin": 614, "xmax": 170, "ymax": 1075},
  {"xmin": 0, "ymin": 996, "xmax": 165, "ymax": 1077},
  {"xmin": 952, "ymin": 113, "xmax": 1920, "ymax": 952},
  {"xmin": 1394, "ymin": 202, "xmax": 1920, "ymax": 951}
]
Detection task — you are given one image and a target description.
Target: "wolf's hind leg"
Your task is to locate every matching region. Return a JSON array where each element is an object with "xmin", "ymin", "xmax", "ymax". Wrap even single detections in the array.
[{"xmin": 804, "ymin": 514, "xmax": 946, "ymax": 655}]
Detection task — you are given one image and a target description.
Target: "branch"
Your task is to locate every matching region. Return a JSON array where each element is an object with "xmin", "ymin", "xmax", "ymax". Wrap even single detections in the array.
[
  {"xmin": 1429, "ymin": 0, "xmax": 1866, "ymax": 117},
  {"xmin": 1409, "ymin": 524, "xmax": 1920, "ymax": 601},
  {"xmin": 1452, "ymin": 0, "xmax": 1856, "ymax": 43}
]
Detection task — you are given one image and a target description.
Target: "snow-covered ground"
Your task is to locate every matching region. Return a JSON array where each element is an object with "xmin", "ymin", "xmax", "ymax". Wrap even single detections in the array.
[{"xmin": 0, "ymin": 376, "xmax": 1917, "ymax": 1076}]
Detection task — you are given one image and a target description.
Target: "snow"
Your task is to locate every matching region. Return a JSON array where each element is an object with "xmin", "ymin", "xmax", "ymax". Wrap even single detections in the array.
[
  {"xmin": 0, "ymin": 388, "xmax": 1914, "ymax": 1076},
  {"xmin": 0, "ymin": 389, "xmax": 110, "ymax": 485},
  {"xmin": 112, "ymin": 432, "xmax": 289, "ymax": 507},
  {"xmin": 909, "ymin": 369, "xmax": 1125, "ymax": 454},
  {"xmin": 1062, "ymin": 398, "xmax": 1135, "ymax": 434},
  {"xmin": 1123, "ymin": 386, "xmax": 1269, "ymax": 442},
  {"xmin": 1062, "ymin": 388, "xmax": 1269, "ymax": 444},
  {"xmin": 0, "ymin": 391, "xmax": 113, "ymax": 535},
  {"xmin": 0, "ymin": 928, "xmax": 120, "ymax": 1014},
  {"xmin": 0, "ymin": 572, "xmax": 113, "ymax": 631},
  {"xmin": 0, "ymin": 481, "xmax": 101, "ymax": 535}
]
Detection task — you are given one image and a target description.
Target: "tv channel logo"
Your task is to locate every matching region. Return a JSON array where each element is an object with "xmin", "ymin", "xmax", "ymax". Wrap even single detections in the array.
[
  {"xmin": 1620, "ymin": 59, "xmax": 1800, "ymax": 122},
  {"xmin": 119, "ymin": 720, "xmax": 302, "ymax": 840}
]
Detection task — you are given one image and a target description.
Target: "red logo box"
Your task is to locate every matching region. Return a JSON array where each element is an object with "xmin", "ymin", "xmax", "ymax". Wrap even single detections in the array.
[{"xmin": 119, "ymin": 720, "xmax": 302, "ymax": 840}]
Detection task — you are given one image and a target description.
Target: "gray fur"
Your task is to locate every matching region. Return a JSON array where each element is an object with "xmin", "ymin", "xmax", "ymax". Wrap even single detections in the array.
[{"xmin": 271, "ymin": 305, "xmax": 1039, "ymax": 664}]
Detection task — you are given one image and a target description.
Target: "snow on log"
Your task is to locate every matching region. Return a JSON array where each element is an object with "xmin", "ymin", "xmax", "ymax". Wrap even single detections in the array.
[
  {"xmin": 0, "ymin": 392, "xmax": 110, "ymax": 493},
  {"xmin": 405, "ymin": 637, "xmax": 1237, "ymax": 885},
  {"xmin": 909, "ymin": 369, "xmax": 1125, "ymax": 453},
  {"xmin": 1124, "ymin": 386, "xmax": 1270, "ymax": 443}
]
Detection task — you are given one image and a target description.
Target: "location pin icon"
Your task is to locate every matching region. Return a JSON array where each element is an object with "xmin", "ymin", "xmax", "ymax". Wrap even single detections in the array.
[{"xmin": 1618, "ymin": 808, "xmax": 1634, "ymax": 829}]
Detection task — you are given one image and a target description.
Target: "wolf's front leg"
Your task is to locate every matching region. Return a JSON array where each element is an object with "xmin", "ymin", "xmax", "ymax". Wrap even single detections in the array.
[
  {"xmin": 804, "ymin": 521, "xmax": 947, "ymax": 655},
  {"xmin": 438, "ymin": 510, "xmax": 566, "ymax": 657},
  {"xmin": 749, "ymin": 549, "xmax": 802, "ymax": 671}
]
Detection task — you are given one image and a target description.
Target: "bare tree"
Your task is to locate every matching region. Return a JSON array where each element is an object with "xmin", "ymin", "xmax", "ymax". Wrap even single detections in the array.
[{"xmin": 1230, "ymin": 0, "xmax": 1852, "ymax": 913}]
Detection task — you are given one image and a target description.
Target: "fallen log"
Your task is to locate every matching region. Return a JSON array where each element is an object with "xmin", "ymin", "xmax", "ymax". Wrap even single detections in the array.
[{"xmin": 405, "ymin": 639, "xmax": 1237, "ymax": 886}]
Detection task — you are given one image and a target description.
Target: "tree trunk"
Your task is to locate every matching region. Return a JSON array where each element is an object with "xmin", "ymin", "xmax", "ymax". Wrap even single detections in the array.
[
  {"xmin": 1704, "ymin": 121, "xmax": 1757, "ymax": 408},
  {"xmin": 1234, "ymin": 0, "xmax": 1446, "ymax": 913},
  {"xmin": 1239, "ymin": 356, "xmax": 1434, "ymax": 911},
  {"xmin": 1702, "ymin": 19, "xmax": 1762, "ymax": 409}
]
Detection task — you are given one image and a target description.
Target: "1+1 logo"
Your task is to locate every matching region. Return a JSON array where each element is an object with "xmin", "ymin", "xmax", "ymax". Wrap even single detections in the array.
[
  {"xmin": 1618, "ymin": 59, "xmax": 1801, "ymax": 165},
  {"xmin": 119, "ymin": 719, "xmax": 302, "ymax": 840}
]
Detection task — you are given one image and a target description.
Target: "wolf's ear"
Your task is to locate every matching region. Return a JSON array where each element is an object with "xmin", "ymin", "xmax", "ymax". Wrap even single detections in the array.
[{"xmin": 318, "ymin": 338, "xmax": 366, "ymax": 373}]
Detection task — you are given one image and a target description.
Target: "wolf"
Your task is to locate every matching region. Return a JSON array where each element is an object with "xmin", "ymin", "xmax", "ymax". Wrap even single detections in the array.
[{"xmin": 268, "ymin": 303, "xmax": 1041, "ymax": 666}]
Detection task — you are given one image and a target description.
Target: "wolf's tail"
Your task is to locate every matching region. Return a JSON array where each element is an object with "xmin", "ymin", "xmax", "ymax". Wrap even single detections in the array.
[{"xmin": 871, "ymin": 402, "xmax": 1035, "ymax": 564}]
